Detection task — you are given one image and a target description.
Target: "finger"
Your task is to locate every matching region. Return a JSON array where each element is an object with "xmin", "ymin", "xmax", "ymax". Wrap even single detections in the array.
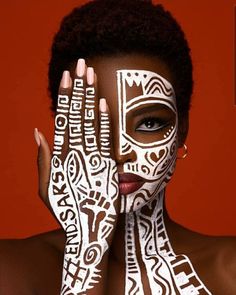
[
  {"xmin": 84, "ymin": 67, "xmax": 98, "ymax": 154},
  {"xmin": 68, "ymin": 59, "xmax": 86, "ymax": 151},
  {"xmin": 94, "ymin": 72, "xmax": 97, "ymax": 84},
  {"xmin": 53, "ymin": 71, "xmax": 71, "ymax": 158},
  {"xmin": 99, "ymin": 98, "xmax": 112, "ymax": 158},
  {"xmin": 34, "ymin": 129, "xmax": 52, "ymax": 210}
]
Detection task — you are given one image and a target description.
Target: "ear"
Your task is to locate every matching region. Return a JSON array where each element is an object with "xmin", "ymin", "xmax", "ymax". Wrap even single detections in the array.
[{"xmin": 177, "ymin": 113, "xmax": 189, "ymax": 148}]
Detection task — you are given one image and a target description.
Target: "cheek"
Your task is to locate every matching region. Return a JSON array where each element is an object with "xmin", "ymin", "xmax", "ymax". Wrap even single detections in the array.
[
  {"xmin": 121, "ymin": 141, "xmax": 178, "ymax": 213},
  {"xmin": 150, "ymin": 152, "xmax": 159, "ymax": 162},
  {"xmin": 123, "ymin": 136, "xmax": 178, "ymax": 180},
  {"xmin": 138, "ymin": 149, "xmax": 166, "ymax": 177}
]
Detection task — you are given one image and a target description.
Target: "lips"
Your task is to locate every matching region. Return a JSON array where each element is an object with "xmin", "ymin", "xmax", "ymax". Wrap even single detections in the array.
[{"xmin": 118, "ymin": 173, "xmax": 145, "ymax": 195}]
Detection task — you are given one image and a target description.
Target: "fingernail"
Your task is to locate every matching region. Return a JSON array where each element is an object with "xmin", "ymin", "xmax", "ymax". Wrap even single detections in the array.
[
  {"xmin": 69, "ymin": 76, "xmax": 73, "ymax": 87},
  {"xmin": 76, "ymin": 59, "xmax": 85, "ymax": 77},
  {"xmin": 60, "ymin": 71, "xmax": 70, "ymax": 88},
  {"xmin": 99, "ymin": 98, "xmax": 107, "ymax": 112},
  {"xmin": 87, "ymin": 67, "xmax": 94, "ymax": 85},
  {"xmin": 34, "ymin": 128, "xmax": 41, "ymax": 146}
]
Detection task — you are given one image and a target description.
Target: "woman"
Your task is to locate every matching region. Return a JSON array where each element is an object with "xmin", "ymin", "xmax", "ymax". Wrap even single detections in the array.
[{"xmin": 1, "ymin": 0, "xmax": 235, "ymax": 294}]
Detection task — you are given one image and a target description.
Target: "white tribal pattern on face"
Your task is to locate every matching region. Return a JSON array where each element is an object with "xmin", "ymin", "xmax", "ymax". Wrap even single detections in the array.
[
  {"xmin": 125, "ymin": 190, "xmax": 212, "ymax": 295},
  {"xmin": 117, "ymin": 70, "xmax": 178, "ymax": 213},
  {"xmin": 48, "ymin": 77, "xmax": 119, "ymax": 294}
]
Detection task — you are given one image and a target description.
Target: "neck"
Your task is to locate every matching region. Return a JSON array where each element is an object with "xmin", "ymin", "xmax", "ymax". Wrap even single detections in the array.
[
  {"xmin": 110, "ymin": 190, "xmax": 212, "ymax": 295},
  {"xmin": 110, "ymin": 189, "xmax": 173, "ymax": 265}
]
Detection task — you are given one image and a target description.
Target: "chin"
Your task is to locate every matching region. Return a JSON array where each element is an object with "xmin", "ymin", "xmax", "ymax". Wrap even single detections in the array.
[{"xmin": 119, "ymin": 181, "xmax": 166, "ymax": 213}]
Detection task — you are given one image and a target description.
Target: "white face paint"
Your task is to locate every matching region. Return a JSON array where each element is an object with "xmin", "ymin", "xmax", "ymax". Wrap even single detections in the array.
[
  {"xmin": 119, "ymin": 70, "xmax": 211, "ymax": 295},
  {"xmin": 117, "ymin": 70, "xmax": 178, "ymax": 213}
]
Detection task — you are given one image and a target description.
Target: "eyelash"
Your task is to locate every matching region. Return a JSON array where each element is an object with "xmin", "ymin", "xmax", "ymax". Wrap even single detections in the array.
[{"xmin": 135, "ymin": 116, "xmax": 170, "ymax": 132}]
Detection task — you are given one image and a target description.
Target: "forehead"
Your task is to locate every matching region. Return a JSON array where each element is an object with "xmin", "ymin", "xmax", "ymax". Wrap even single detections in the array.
[
  {"xmin": 116, "ymin": 69, "xmax": 175, "ymax": 110},
  {"xmin": 88, "ymin": 54, "xmax": 174, "ymax": 100}
]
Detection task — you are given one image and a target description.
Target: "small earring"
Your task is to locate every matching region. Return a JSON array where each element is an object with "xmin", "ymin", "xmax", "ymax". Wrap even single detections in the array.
[{"xmin": 177, "ymin": 144, "xmax": 188, "ymax": 159}]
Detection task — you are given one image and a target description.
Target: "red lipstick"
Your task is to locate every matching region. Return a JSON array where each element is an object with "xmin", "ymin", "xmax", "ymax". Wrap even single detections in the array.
[{"xmin": 118, "ymin": 173, "xmax": 144, "ymax": 195}]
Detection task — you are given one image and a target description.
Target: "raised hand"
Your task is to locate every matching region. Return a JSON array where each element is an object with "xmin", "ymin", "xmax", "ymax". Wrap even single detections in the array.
[{"xmin": 46, "ymin": 60, "xmax": 119, "ymax": 294}]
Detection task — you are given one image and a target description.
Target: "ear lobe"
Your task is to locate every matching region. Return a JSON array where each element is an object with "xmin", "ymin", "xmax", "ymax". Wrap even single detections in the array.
[{"xmin": 177, "ymin": 113, "xmax": 189, "ymax": 148}]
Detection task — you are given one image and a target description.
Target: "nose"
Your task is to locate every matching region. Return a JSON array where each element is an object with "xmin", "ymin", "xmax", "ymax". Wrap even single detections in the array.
[
  {"xmin": 111, "ymin": 117, "xmax": 137, "ymax": 166},
  {"xmin": 114, "ymin": 146, "xmax": 137, "ymax": 165}
]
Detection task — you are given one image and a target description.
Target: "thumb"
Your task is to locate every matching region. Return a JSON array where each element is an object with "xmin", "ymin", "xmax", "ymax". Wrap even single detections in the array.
[{"xmin": 34, "ymin": 128, "xmax": 52, "ymax": 210}]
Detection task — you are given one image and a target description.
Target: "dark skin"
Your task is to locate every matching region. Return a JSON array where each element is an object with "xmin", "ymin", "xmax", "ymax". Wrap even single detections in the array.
[{"xmin": 0, "ymin": 54, "xmax": 236, "ymax": 295}]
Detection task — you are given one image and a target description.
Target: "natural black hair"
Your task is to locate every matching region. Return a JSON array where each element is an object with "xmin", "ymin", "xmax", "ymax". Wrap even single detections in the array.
[{"xmin": 48, "ymin": 0, "xmax": 193, "ymax": 118}]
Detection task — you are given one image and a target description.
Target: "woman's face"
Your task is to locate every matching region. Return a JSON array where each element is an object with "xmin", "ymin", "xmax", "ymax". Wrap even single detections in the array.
[{"xmin": 87, "ymin": 54, "xmax": 178, "ymax": 213}]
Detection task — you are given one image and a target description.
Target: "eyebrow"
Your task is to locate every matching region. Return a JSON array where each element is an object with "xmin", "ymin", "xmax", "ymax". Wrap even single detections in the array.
[{"xmin": 131, "ymin": 104, "xmax": 169, "ymax": 117}]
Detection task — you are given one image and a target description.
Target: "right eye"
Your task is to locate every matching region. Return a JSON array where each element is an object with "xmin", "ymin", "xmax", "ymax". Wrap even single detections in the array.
[{"xmin": 135, "ymin": 117, "xmax": 169, "ymax": 132}]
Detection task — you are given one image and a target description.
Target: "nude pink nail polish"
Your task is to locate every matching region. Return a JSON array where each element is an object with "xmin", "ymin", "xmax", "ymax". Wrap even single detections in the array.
[
  {"xmin": 60, "ymin": 71, "xmax": 70, "ymax": 88},
  {"xmin": 34, "ymin": 128, "xmax": 41, "ymax": 146},
  {"xmin": 99, "ymin": 98, "xmax": 107, "ymax": 113},
  {"xmin": 76, "ymin": 59, "xmax": 85, "ymax": 77},
  {"xmin": 87, "ymin": 67, "xmax": 94, "ymax": 85}
]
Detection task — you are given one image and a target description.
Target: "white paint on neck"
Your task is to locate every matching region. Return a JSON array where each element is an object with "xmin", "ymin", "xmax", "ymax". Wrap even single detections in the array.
[{"xmin": 124, "ymin": 190, "xmax": 212, "ymax": 295}]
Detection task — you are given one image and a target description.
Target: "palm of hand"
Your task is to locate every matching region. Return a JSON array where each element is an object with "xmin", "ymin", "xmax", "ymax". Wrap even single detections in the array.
[{"xmin": 48, "ymin": 64, "xmax": 119, "ymax": 293}]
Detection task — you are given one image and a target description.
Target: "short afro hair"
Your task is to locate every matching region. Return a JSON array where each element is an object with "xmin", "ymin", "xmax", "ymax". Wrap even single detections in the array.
[{"xmin": 48, "ymin": 0, "xmax": 193, "ymax": 118}]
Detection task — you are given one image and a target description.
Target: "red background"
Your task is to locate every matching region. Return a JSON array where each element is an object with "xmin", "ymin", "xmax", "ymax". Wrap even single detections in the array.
[{"xmin": 0, "ymin": 0, "xmax": 235, "ymax": 238}]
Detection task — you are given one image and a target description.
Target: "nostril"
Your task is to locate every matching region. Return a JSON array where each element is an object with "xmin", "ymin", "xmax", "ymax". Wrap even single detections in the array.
[
  {"xmin": 126, "ymin": 150, "xmax": 137, "ymax": 162},
  {"xmin": 115, "ymin": 149, "xmax": 137, "ymax": 164}
]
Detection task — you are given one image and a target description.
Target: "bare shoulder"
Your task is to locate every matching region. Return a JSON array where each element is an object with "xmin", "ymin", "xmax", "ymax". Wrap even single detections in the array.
[
  {"xmin": 168, "ymin": 220, "xmax": 236, "ymax": 294},
  {"xmin": 212, "ymin": 235, "xmax": 236, "ymax": 281},
  {"xmin": 183, "ymin": 227, "xmax": 236, "ymax": 294},
  {"xmin": 191, "ymin": 233, "xmax": 236, "ymax": 276},
  {"xmin": 0, "ymin": 229, "xmax": 65, "ymax": 295},
  {"xmin": 201, "ymin": 235, "xmax": 236, "ymax": 295}
]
